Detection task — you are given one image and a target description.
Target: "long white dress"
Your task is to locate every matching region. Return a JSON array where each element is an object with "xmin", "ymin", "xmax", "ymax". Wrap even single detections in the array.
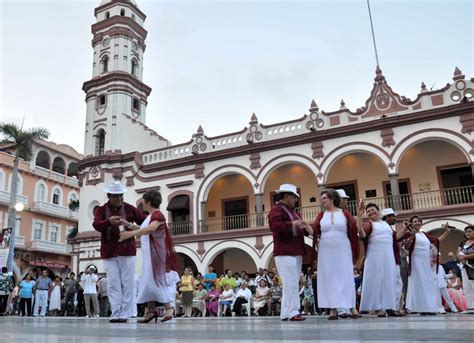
[
  {"xmin": 136, "ymin": 214, "xmax": 174, "ymax": 304},
  {"xmin": 360, "ymin": 220, "xmax": 396, "ymax": 311},
  {"xmin": 49, "ymin": 284, "xmax": 61, "ymax": 311},
  {"xmin": 406, "ymin": 232, "xmax": 438, "ymax": 312},
  {"xmin": 317, "ymin": 210, "xmax": 355, "ymax": 309}
]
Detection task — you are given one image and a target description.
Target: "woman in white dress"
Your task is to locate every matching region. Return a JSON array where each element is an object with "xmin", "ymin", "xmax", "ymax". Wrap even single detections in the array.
[
  {"xmin": 357, "ymin": 202, "xmax": 407, "ymax": 317},
  {"xmin": 48, "ymin": 276, "xmax": 62, "ymax": 315},
  {"xmin": 404, "ymin": 215, "xmax": 450, "ymax": 315},
  {"xmin": 311, "ymin": 189, "xmax": 360, "ymax": 320},
  {"xmin": 119, "ymin": 190, "xmax": 178, "ymax": 323},
  {"xmin": 253, "ymin": 279, "xmax": 269, "ymax": 316}
]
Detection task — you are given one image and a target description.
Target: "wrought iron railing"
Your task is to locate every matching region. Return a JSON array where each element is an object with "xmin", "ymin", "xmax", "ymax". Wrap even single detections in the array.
[{"xmin": 168, "ymin": 221, "xmax": 193, "ymax": 235}]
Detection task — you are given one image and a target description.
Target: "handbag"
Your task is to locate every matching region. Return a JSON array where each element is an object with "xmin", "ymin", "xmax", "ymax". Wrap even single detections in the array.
[{"xmin": 464, "ymin": 262, "xmax": 474, "ymax": 280}]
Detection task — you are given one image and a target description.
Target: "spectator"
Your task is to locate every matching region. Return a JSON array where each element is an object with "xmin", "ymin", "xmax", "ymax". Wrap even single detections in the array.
[
  {"xmin": 10, "ymin": 283, "xmax": 20, "ymax": 315},
  {"xmin": 194, "ymin": 273, "xmax": 203, "ymax": 289},
  {"xmin": 221, "ymin": 269, "xmax": 237, "ymax": 290},
  {"xmin": 33, "ymin": 269, "xmax": 53, "ymax": 317},
  {"xmin": 180, "ymin": 268, "xmax": 194, "ymax": 317},
  {"xmin": 253, "ymin": 279, "xmax": 270, "ymax": 316},
  {"xmin": 97, "ymin": 275, "xmax": 110, "ymax": 317},
  {"xmin": 202, "ymin": 265, "xmax": 216, "ymax": 291},
  {"xmin": 300, "ymin": 280, "xmax": 314, "ymax": 315},
  {"xmin": 255, "ymin": 268, "xmax": 272, "ymax": 286},
  {"xmin": 205, "ymin": 284, "xmax": 220, "ymax": 317},
  {"xmin": 218, "ymin": 284, "xmax": 234, "ymax": 316},
  {"xmin": 234, "ymin": 272, "xmax": 244, "ymax": 288},
  {"xmin": 19, "ymin": 274, "xmax": 35, "ymax": 317},
  {"xmin": 63, "ymin": 272, "xmax": 79, "ymax": 316},
  {"xmin": 49, "ymin": 276, "xmax": 62, "ymax": 316},
  {"xmin": 0, "ymin": 266, "xmax": 13, "ymax": 316},
  {"xmin": 232, "ymin": 282, "xmax": 252, "ymax": 316},
  {"xmin": 81, "ymin": 267, "xmax": 100, "ymax": 318},
  {"xmin": 435, "ymin": 264, "xmax": 457, "ymax": 314},
  {"xmin": 458, "ymin": 225, "xmax": 474, "ymax": 313},
  {"xmin": 76, "ymin": 272, "xmax": 85, "ymax": 317},
  {"xmin": 443, "ymin": 252, "xmax": 461, "ymax": 277},
  {"xmin": 272, "ymin": 268, "xmax": 283, "ymax": 286},
  {"xmin": 192, "ymin": 283, "xmax": 207, "ymax": 317},
  {"xmin": 447, "ymin": 268, "xmax": 467, "ymax": 312},
  {"xmin": 166, "ymin": 268, "xmax": 180, "ymax": 315},
  {"xmin": 268, "ymin": 276, "xmax": 282, "ymax": 316}
]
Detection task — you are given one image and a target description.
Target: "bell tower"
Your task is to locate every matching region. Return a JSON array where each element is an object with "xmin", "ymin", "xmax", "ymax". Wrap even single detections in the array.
[{"xmin": 82, "ymin": 0, "xmax": 168, "ymax": 156}]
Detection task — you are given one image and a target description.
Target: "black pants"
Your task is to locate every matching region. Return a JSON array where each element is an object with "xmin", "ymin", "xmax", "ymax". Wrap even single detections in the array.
[
  {"xmin": 65, "ymin": 292, "xmax": 76, "ymax": 315},
  {"xmin": 0, "ymin": 295, "xmax": 8, "ymax": 314},
  {"xmin": 232, "ymin": 298, "xmax": 248, "ymax": 315},
  {"xmin": 20, "ymin": 297, "xmax": 32, "ymax": 316}
]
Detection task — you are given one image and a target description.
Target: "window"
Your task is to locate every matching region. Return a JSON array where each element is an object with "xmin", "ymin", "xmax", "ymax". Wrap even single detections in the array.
[
  {"xmin": 223, "ymin": 197, "xmax": 248, "ymax": 230},
  {"xmin": 52, "ymin": 188, "xmax": 61, "ymax": 205},
  {"xmin": 50, "ymin": 225, "xmax": 60, "ymax": 243},
  {"xmin": 105, "ymin": 11, "xmax": 110, "ymax": 19},
  {"xmin": 98, "ymin": 94, "xmax": 106, "ymax": 106},
  {"xmin": 102, "ymin": 56, "xmax": 109, "ymax": 73},
  {"xmin": 133, "ymin": 98, "xmax": 140, "ymax": 111},
  {"xmin": 95, "ymin": 129, "xmax": 106, "ymax": 156},
  {"xmin": 131, "ymin": 60, "xmax": 138, "ymax": 76},
  {"xmin": 33, "ymin": 222, "xmax": 43, "ymax": 240},
  {"xmin": 0, "ymin": 169, "xmax": 5, "ymax": 191},
  {"xmin": 120, "ymin": 9, "xmax": 125, "ymax": 16},
  {"xmin": 36, "ymin": 183, "xmax": 46, "ymax": 202},
  {"xmin": 131, "ymin": 13, "xmax": 136, "ymax": 21}
]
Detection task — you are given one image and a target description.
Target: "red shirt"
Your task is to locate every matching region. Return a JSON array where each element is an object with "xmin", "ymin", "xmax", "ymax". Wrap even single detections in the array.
[
  {"xmin": 93, "ymin": 202, "xmax": 146, "ymax": 259},
  {"xmin": 268, "ymin": 203, "xmax": 309, "ymax": 256}
]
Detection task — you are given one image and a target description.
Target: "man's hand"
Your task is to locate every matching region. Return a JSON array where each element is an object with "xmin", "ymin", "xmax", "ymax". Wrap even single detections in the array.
[
  {"xmin": 118, "ymin": 231, "xmax": 134, "ymax": 242},
  {"xmin": 109, "ymin": 216, "xmax": 122, "ymax": 226},
  {"xmin": 302, "ymin": 222, "xmax": 313, "ymax": 235}
]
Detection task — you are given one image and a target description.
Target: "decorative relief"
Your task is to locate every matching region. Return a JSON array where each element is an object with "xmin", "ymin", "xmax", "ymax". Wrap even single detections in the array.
[
  {"xmin": 192, "ymin": 126, "xmax": 207, "ymax": 154},
  {"xmin": 112, "ymin": 168, "xmax": 122, "ymax": 180},
  {"xmin": 460, "ymin": 114, "xmax": 474, "ymax": 134},
  {"xmin": 311, "ymin": 141, "xmax": 324, "ymax": 160},
  {"xmin": 194, "ymin": 163, "xmax": 205, "ymax": 179},
  {"xmin": 254, "ymin": 236, "xmax": 264, "ymax": 251},
  {"xmin": 246, "ymin": 113, "xmax": 263, "ymax": 143},
  {"xmin": 197, "ymin": 241, "xmax": 206, "ymax": 256},
  {"xmin": 306, "ymin": 100, "xmax": 325, "ymax": 131},
  {"xmin": 126, "ymin": 175, "xmax": 134, "ymax": 187},
  {"xmin": 249, "ymin": 153, "xmax": 261, "ymax": 170},
  {"xmin": 90, "ymin": 166, "xmax": 101, "ymax": 179},
  {"xmin": 381, "ymin": 128, "xmax": 396, "ymax": 148}
]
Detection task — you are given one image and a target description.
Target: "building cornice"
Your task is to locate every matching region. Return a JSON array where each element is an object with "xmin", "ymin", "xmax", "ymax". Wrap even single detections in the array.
[
  {"xmin": 95, "ymin": 0, "xmax": 147, "ymax": 21},
  {"xmin": 82, "ymin": 71, "xmax": 152, "ymax": 96},
  {"xmin": 91, "ymin": 15, "xmax": 147, "ymax": 40}
]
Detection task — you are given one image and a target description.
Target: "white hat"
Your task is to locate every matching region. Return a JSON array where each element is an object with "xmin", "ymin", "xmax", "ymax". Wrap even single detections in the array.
[
  {"xmin": 381, "ymin": 208, "xmax": 396, "ymax": 217},
  {"xmin": 104, "ymin": 180, "xmax": 127, "ymax": 194},
  {"xmin": 336, "ymin": 189, "xmax": 350, "ymax": 199},
  {"xmin": 275, "ymin": 184, "xmax": 299, "ymax": 197}
]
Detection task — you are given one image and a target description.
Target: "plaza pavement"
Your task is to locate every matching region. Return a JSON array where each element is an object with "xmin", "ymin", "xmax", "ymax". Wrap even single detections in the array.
[{"xmin": 0, "ymin": 313, "xmax": 473, "ymax": 343}]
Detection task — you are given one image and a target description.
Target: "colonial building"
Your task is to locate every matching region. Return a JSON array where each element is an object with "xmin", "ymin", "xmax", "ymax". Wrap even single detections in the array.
[
  {"xmin": 72, "ymin": 0, "xmax": 474, "ymax": 276},
  {"xmin": 0, "ymin": 140, "xmax": 82, "ymax": 278}
]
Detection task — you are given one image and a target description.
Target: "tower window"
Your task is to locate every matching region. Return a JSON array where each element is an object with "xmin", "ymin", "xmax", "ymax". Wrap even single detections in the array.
[
  {"xmin": 131, "ymin": 14, "xmax": 136, "ymax": 21},
  {"xmin": 95, "ymin": 129, "xmax": 106, "ymax": 156},
  {"xmin": 98, "ymin": 94, "xmax": 106, "ymax": 106},
  {"xmin": 105, "ymin": 11, "xmax": 110, "ymax": 19},
  {"xmin": 131, "ymin": 60, "xmax": 138, "ymax": 76},
  {"xmin": 120, "ymin": 9, "xmax": 125, "ymax": 16},
  {"xmin": 133, "ymin": 98, "xmax": 140, "ymax": 111},
  {"xmin": 102, "ymin": 55, "xmax": 109, "ymax": 73}
]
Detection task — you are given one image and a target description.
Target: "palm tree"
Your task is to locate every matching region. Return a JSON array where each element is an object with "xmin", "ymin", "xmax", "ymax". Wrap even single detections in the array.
[{"xmin": 0, "ymin": 123, "xmax": 49, "ymax": 271}]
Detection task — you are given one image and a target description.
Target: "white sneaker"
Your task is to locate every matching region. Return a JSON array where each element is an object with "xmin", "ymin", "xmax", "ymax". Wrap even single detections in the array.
[
  {"xmin": 85, "ymin": 315, "xmax": 90, "ymax": 318},
  {"xmin": 95, "ymin": 314, "xmax": 100, "ymax": 318}
]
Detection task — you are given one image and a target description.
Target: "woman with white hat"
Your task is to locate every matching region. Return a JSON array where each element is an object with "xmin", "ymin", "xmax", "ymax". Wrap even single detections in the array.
[{"xmin": 93, "ymin": 181, "xmax": 146, "ymax": 323}]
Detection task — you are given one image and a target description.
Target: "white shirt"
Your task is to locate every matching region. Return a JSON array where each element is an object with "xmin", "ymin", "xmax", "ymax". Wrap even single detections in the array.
[
  {"xmin": 235, "ymin": 288, "xmax": 252, "ymax": 301},
  {"xmin": 81, "ymin": 273, "xmax": 98, "ymax": 294},
  {"xmin": 166, "ymin": 271, "xmax": 180, "ymax": 290},
  {"xmin": 221, "ymin": 289, "xmax": 235, "ymax": 301}
]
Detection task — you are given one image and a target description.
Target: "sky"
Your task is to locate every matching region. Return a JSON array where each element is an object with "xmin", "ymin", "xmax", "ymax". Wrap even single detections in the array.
[{"xmin": 0, "ymin": 0, "xmax": 472, "ymax": 154}]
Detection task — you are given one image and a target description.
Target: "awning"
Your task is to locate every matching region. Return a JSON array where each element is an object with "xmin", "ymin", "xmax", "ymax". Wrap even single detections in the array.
[{"xmin": 166, "ymin": 195, "xmax": 189, "ymax": 211}]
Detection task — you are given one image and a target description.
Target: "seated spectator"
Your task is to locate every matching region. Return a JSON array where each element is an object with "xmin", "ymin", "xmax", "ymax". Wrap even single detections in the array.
[
  {"xmin": 221, "ymin": 269, "xmax": 238, "ymax": 290},
  {"xmin": 253, "ymin": 279, "xmax": 269, "ymax": 316},
  {"xmin": 447, "ymin": 268, "xmax": 467, "ymax": 312},
  {"xmin": 255, "ymin": 268, "xmax": 272, "ymax": 286},
  {"xmin": 242, "ymin": 274, "xmax": 255, "ymax": 293},
  {"xmin": 272, "ymin": 268, "xmax": 283, "ymax": 285},
  {"xmin": 192, "ymin": 283, "xmax": 207, "ymax": 317},
  {"xmin": 443, "ymin": 252, "xmax": 461, "ymax": 277},
  {"xmin": 268, "ymin": 276, "xmax": 282, "ymax": 316},
  {"xmin": 232, "ymin": 282, "xmax": 252, "ymax": 316},
  {"xmin": 175, "ymin": 292, "xmax": 183, "ymax": 317},
  {"xmin": 205, "ymin": 285, "xmax": 220, "ymax": 317},
  {"xmin": 234, "ymin": 273, "xmax": 244, "ymax": 288},
  {"xmin": 299, "ymin": 280, "xmax": 315, "ymax": 315},
  {"xmin": 218, "ymin": 284, "xmax": 234, "ymax": 317},
  {"xmin": 194, "ymin": 273, "xmax": 203, "ymax": 290}
]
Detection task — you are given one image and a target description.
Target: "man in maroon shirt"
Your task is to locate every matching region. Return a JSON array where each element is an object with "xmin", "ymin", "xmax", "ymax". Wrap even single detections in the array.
[
  {"xmin": 268, "ymin": 184, "xmax": 312, "ymax": 321},
  {"xmin": 93, "ymin": 181, "xmax": 146, "ymax": 323}
]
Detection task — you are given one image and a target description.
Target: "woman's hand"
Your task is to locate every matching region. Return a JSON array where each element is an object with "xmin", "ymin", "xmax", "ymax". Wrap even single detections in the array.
[
  {"xmin": 357, "ymin": 200, "xmax": 365, "ymax": 217},
  {"xmin": 118, "ymin": 231, "xmax": 134, "ymax": 242}
]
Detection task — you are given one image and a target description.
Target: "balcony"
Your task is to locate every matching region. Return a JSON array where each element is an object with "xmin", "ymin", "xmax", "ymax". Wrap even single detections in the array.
[
  {"xmin": 33, "ymin": 166, "xmax": 79, "ymax": 187},
  {"xmin": 197, "ymin": 186, "xmax": 474, "ymax": 233},
  {"xmin": 34, "ymin": 201, "xmax": 78, "ymax": 221},
  {"xmin": 168, "ymin": 221, "xmax": 193, "ymax": 235},
  {"xmin": 0, "ymin": 190, "xmax": 28, "ymax": 207},
  {"xmin": 31, "ymin": 239, "xmax": 68, "ymax": 254},
  {"xmin": 14, "ymin": 235, "xmax": 25, "ymax": 248}
]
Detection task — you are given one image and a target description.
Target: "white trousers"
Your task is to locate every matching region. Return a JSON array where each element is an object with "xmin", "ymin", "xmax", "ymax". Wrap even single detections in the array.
[
  {"xmin": 437, "ymin": 287, "xmax": 457, "ymax": 313},
  {"xmin": 395, "ymin": 265, "xmax": 403, "ymax": 311},
  {"xmin": 461, "ymin": 268, "xmax": 474, "ymax": 310},
  {"xmin": 275, "ymin": 255, "xmax": 302, "ymax": 320},
  {"xmin": 33, "ymin": 290, "xmax": 48, "ymax": 316},
  {"xmin": 103, "ymin": 256, "xmax": 136, "ymax": 319}
]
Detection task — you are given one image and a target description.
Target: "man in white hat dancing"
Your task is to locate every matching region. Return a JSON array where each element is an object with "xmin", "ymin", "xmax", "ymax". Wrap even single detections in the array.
[
  {"xmin": 268, "ymin": 184, "xmax": 312, "ymax": 321},
  {"xmin": 93, "ymin": 181, "xmax": 146, "ymax": 323}
]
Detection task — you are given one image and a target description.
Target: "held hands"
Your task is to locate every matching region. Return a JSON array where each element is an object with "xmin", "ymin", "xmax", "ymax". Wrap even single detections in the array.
[
  {"xmin": 118, "ymin": 231, "xmax": 134, "ymax": 242},
  {"xmin": 357, "ymin": 200, "xmax": 365, "ymax": 217},
  {"xmin": 442, "ymin": 222, "xmax": 451, "ymax": 232},
  {"xmin": 109, "ymin": 216, "xmax": 122, "ymax": 226},
  {"xmin": 301, "ymin": 221, "xmax": 313, "ymax": 235}
]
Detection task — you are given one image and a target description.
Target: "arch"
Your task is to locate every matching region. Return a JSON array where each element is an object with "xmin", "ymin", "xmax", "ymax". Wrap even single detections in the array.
[
  {"xmin": 88, "ymin": 200, "xmax": 101, "ymax": 221},
  {"xmin": 52, "ymin": 156, "xmax": 66, "ymax": 175},
  {"xmin": 7, "ymin": 173, "xmax": 23, "ymax": 195},
  {"xmin": 0, "ymin": 168, "xmax": 5, "ymax": 191},
  {"xmin": 34, "ymin": 180, "xmax": 48, "ymax": 202},
  {"xmin": 101, "ymin": 55, "xmax": 109, "ymax": 73},
  {"xmin": 262, "ymin": 237, "xmax": 314, "ymax": 269},
  {"xmin": 197, "ymin": 165, "xmax": 257, "ymax": 206},
  {"xmin": 201, "ymin": 241, "xmax": 260, "ymax": 273},
  {"xmin": 67, "ymin": 162, "xmax": 78, "ymax": 178},
  {"xmin": 256, "ymin": 154, "xmax": 319, "ymax": 193},
  {"xmin": 174, "ymin": 245, "xmax": 202, "ymax": 271},
  {"xmin": 35, "ymin": 150, "xmax": 50, "ymax": 169},
  {"xmin": 392, "ymin": 130, "xmax": 472, "ymax": 173},
  {"xmin": 51, "ymin": 185, "xmax": 63, "ymax": 206},
  {"xmin": 320, "ymin": 143, "xmax": 391, "ymax": 184}
]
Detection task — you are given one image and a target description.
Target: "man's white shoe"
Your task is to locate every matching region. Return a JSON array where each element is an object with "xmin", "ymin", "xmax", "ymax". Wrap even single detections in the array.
[
  {"xmin": 95, "ymin": 314, "xmax": 100, "ymax": 318},
  {"xmin": 85, "ymin": 315, "xmax": 91, "ymax": 318}
]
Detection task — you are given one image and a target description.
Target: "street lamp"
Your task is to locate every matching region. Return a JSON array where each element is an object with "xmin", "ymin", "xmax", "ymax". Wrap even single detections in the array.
[{"xmin": 7, "ymin": 202, "xmax": 24, "ymax": 275}]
